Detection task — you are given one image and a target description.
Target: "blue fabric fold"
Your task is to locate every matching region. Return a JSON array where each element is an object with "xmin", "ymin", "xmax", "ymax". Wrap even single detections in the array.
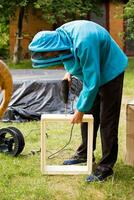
[{"xmin": 28, "ymin": 30, "xmax": 73, "ymax": 68}]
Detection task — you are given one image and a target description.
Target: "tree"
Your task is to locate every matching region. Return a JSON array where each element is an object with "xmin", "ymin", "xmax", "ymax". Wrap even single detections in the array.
[
  {"xmin": 34, "ymin": 0, "xmax": 102, "ymax": 29},
  {"xmin": 124, "ymin": 0, "xmax": 134, "ymax": 39},
  {"xmin": 0, "ymin": 0, "xmax": 37, "ymax": 64},
  {"xmin": 0, "ymin": 0, "xmax": 102, "ymax": 63}
]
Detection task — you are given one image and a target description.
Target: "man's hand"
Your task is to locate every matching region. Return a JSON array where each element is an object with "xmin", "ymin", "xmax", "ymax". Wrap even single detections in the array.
[
  {"xmin": 64, "ymin": 73, "xmax": 84, "ymax": 124},
  {"xmin": 71, "ymin": 110, "xmax": 84, "ymax": 124}
]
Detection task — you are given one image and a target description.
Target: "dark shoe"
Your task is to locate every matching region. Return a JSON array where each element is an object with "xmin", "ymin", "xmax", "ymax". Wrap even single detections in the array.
[
  {"xmin": 86, "ymin": 168, "xmax": 113, "ymax": 183},
  {"xmin": 63, "ymin": 157, "xmax": 86, "ymax": 165},
  {"xmin": 63, "ymin": 155, "xmax": 87, "ymax": 165}
]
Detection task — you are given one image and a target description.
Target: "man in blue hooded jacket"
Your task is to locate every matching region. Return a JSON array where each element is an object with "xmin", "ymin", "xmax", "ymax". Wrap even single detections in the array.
[{"xmin": 29, "ymin": 20, "xmax": 128, "ymax": 182}]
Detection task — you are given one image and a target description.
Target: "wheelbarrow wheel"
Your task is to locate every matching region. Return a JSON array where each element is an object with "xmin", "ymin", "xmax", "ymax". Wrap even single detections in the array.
[{"xmin": 0, "ymin": 127, "xmax": 25, "ymax": 156}]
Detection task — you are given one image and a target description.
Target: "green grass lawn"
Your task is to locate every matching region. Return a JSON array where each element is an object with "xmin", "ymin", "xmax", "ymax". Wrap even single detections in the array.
[
  {"xmin": 0, "ymin": 58, "xmax": 134, "ymax": 200},
  {"xmin": 7, "ymin": 59, "xmax": 63, "ymax": 70},
  {"xmin": 8, "ymin": 59, "xmax": 33, "ymax": 69}
]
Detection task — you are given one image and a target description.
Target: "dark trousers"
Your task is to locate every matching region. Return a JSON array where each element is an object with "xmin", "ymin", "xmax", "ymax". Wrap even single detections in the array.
[{"xmin": 72, "ymin": 72, "xmax": 124, "ymax": 170}]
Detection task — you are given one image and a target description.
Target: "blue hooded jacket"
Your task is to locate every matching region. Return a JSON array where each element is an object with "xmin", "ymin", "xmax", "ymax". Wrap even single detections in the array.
[{"xmin": 29, "ymin": 20, "xmax": 128, "ymax": 113}]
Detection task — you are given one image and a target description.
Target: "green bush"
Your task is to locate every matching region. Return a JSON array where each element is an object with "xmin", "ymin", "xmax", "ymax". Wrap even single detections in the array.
[
  {"xmin": 0, "ymin": 22, "xmax": 9, "ymax": 58},
  {"xmin": 124, "ymin": 0, "xmax": 134, "ymax": 39}
]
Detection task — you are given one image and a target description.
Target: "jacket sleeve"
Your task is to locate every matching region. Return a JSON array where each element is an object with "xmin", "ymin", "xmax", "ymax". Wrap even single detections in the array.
[{"xmin": 76, "ymin": 33, "xmax": 100, "ymax": 112}]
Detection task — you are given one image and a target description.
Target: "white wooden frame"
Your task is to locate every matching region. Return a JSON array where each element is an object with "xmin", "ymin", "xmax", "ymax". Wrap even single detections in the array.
[{"xmin": 41, "ymin": 114, "xmax": 93, "ymax": 175}]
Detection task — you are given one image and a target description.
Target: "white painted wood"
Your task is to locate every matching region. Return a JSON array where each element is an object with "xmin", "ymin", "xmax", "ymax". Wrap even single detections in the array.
[
  {"xmin": 87, "ymin": 117, "xmax": 94, "ymax": 174},
  {"xmin": 41, "ymin": 114, "xmax": 93, "ymax": 175},
  {"xmin": 41, "ymin": 120, "xmax": 46, "ymax": 173},
  {"xmin": 41, "ymin": 114, "xmax": 93, "ymax": 122},
  {"xmin": 45, "ymin": 165, "xmax": 88, "ymax": 175}
]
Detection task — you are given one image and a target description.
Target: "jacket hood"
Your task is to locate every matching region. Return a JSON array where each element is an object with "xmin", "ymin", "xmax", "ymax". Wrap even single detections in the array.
[{"xmin": 28, "ymin": 30, "xmax": 73, "ymax": 68}]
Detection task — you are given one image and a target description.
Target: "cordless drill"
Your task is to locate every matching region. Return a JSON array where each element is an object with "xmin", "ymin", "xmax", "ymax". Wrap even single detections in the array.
[{"xmin": 60, "ymin": 79, "xmax": 69, "ymax": 114}]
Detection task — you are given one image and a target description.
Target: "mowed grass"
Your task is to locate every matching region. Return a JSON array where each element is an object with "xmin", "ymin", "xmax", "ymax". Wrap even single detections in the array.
[
  {"xmin": 0, "ymin": 58, "xmax": 134, "ymax": 200},
  {"xmin": 7, "ymin": 59, "xmax": 33, "ymax": 69}
]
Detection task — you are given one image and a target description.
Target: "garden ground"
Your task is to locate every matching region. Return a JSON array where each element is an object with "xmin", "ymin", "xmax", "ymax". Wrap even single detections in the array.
[{"xmin": 0, "ymin": 58, "xmax": 134, "ymax": 200}]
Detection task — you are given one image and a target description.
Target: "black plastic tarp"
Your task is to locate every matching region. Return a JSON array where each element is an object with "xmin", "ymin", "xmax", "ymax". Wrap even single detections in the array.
[{"xmin": 1, "ymin": 69, "xmax": 75, "ymax": 122}]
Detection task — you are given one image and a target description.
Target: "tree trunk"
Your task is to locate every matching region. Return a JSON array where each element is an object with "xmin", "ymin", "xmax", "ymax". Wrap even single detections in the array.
[{"xmin": 13, "ymin": 7, "xmax": 24, "ymax": 64}]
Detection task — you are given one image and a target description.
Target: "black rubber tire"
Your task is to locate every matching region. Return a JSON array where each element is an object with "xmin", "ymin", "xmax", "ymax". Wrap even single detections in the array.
[
  {"xmin": 0, "ymin": 127, "xmax": 25, "ymax": 156},
  {"xmin": 8, "ymin": 127, "xmax": 25, "ymax": 155}
]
